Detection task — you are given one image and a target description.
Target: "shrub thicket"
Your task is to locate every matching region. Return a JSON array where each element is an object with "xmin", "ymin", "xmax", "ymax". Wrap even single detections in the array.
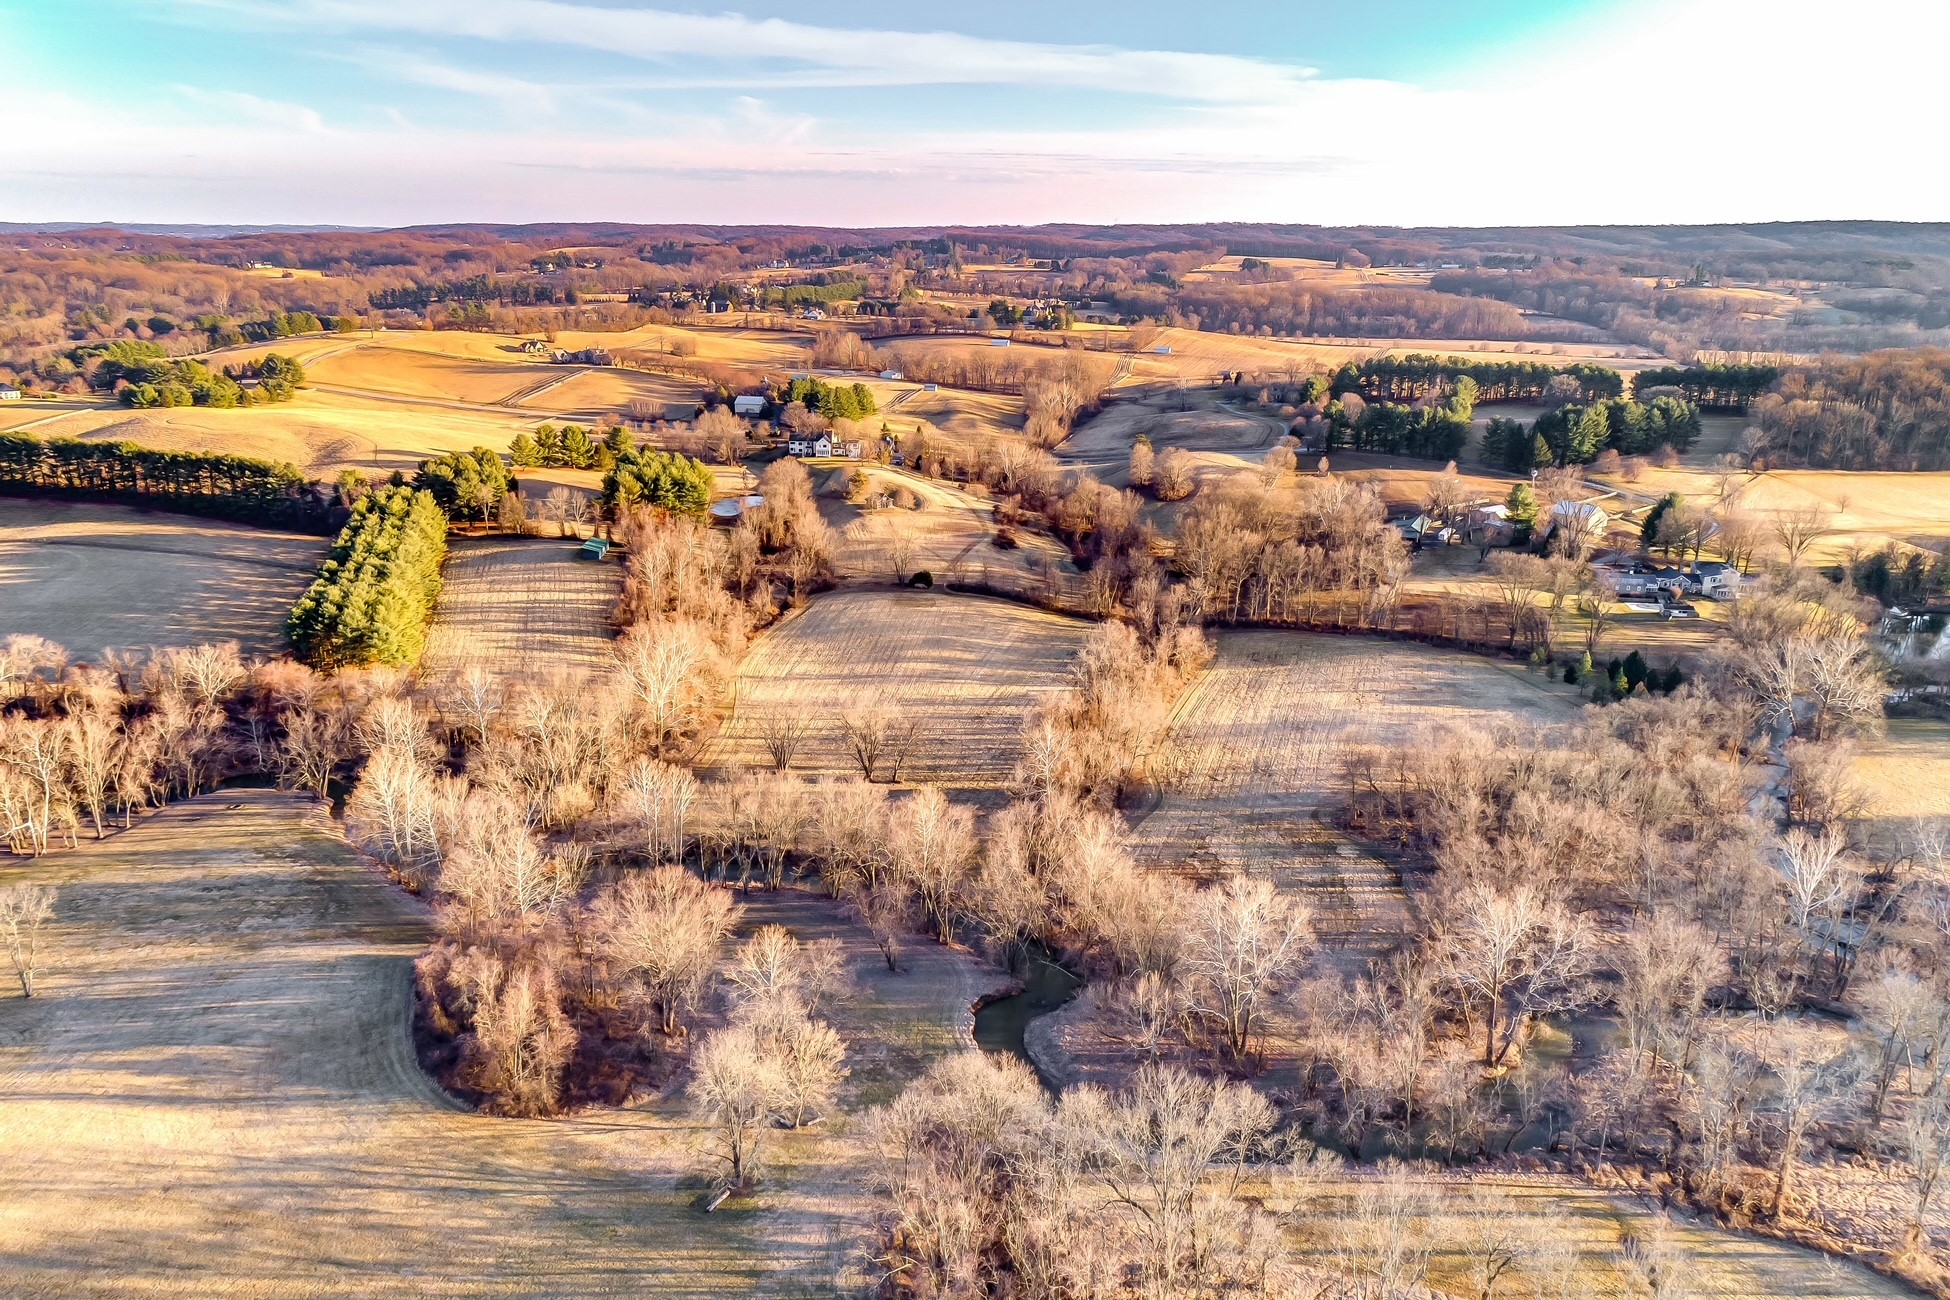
[
  {"xmin": 0, "ymin": 432, "xmax": 333, "ymax": 531},
  {"xmin": 286, "ymin": 486, "xmax": 449, "ymax": 667},
  {"xmin": 600, "ymin": 447, "xmax": 713, "ymax": 516}
]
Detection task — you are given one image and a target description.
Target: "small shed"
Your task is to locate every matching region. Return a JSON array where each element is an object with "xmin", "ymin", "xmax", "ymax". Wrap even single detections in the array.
[{"xmin": 579, "ymin": 537, "xmax": 611, "ymax": 561}]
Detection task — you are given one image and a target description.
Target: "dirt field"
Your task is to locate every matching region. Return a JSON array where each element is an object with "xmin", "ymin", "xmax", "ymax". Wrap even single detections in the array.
[
  {"xmin": 1131, "ymin": 631, "xmax": 1583, "ymax": 960},
  {"xmin": 0, "ymin": 790, "xmax": 1004, "ymax": 1297},
  {"xmin": 0, "ymin": 498, "xmax": 325, "ymax": 662},
  {"xmin": 706, "ymin": 589, "xmax": 1093, "ymax": 789},
  {"xmin": 419, "ymin": 537, "xmax": 621, "ymax": 684}
]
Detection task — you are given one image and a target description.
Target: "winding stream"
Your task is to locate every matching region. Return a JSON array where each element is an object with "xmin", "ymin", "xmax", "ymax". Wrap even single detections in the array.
[{"xmin": 971, "ymin": 946, "xmax": 1081, "ymax": 1087}]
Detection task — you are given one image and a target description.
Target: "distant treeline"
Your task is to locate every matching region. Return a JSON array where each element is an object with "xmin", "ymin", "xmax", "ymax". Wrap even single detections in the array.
[
  {"xmin": 1631, "ymin": 363, "xmax": 1779, "ymax": 410},
  {"xmin": 1332, "ymin": 354, "xmax": 1625, "ymax": 404},
  {"xmin": 0, "ymin": 433, "xmax": 335, "ymax": 532},
  {"xmin": 286, "ymin": 486, "xmax": 449, "ymax": 668},
  {"xmin": 371, "ymin": 276, "xmax": 572, "ymax": 310}
]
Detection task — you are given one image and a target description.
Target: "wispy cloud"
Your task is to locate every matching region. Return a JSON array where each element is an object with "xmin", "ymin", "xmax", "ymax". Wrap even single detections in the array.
[
  {"xmin": 194, "ymin": 0, "xmax": 1319, "ymax": 103},
  {"xmin": 174, "ymin": 85, "xmax": 326, "ymax": 132},
  {"xmin": 350, "ymin": 48, "xmax": 555, "ymax": 113}
]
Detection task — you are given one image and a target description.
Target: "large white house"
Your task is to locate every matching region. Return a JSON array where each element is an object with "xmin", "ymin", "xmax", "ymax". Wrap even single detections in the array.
[{"xmin": 0, "ymin": 384, "xmax": 20, "ymax": 402}]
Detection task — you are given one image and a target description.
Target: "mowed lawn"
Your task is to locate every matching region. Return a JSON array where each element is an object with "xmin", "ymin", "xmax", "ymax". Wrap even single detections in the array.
[
  {"xmin": 0, "ymin": 790, "xmax": 1006, "ymax": 1297},
  {"xmin": 0, "ymin": 499, "xmax": 326, "ymax": 662}
]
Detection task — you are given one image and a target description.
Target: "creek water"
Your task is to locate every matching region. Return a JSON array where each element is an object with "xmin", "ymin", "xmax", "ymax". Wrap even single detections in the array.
[{"xmin": 972, "ymin": 946, "xmax": 1082, "ymax": 1086}]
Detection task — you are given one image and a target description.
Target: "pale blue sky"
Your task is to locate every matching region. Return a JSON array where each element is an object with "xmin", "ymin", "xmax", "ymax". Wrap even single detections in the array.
[{"xmin": 3, "ymin": 0, "xmax": 1944, "ymax": 227}]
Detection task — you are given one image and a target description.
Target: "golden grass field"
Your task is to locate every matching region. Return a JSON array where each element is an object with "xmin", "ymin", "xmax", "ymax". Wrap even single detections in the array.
[
  {"xmin": 0, "ymin": 499, "xmax": 325, "ymax": 662},
  {"xmin": 1853, "ymin": 718, "xmax": 1950, "ymax": 821},
  {"xmin": 705, "ymin": 589, "xmax": 1092, "ymax": 789},
  {"xmin": 813, "ymin": 463, "xmax": 1077, "ymax": 590},
  {"xmin": 419, "ymin": 537, "xmax": 622, "ymax": 685},
  {"xmin": 1274, "ymin": 1170, "xmax": 1913, "ymax": 1300},
  {"xmin": 0, "ymin": 790, "xmax": 1008, "ymax": 1297}
]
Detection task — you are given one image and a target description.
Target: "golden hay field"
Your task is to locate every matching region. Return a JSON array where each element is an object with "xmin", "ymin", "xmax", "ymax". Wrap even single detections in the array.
[
  {"xmin": 42, "ymin": 389, "xmax": 537, "ymax": 476},
  {"xmin": 1132, "ymin": 631, "xmax": 1582, "ymax": 959},
  {"xmin": 1611, "ymin": 466, "xmax": 1950, "ymax": 562},
  {"xmin": 0, "ymin": 790, "xmax": 1005, "ymax": 1297},
  {"xmin": 814, "ymin": 464, "xmax": 1076, "ymax": 589},
  {"xmin": 304, "ymin": 343, "xmax": 542, "ymax": 406},
  {"xmin": 706, "ymin": 589, "xmax": 1092, "ymax": 789},
  {"xmin": 556, "ymin": 322, "xmax": 814, "ymax": 371},
  {"xmin": 419, "ymin": 538, "xmax": 621, "ymax": 685},
  {"xmin": 1853, "ymin": 719, "xmax": 1950, "ymax": 821},
  {"xmin": 0, "ymin": 499, "xmax": 325, "ymax": 662}
]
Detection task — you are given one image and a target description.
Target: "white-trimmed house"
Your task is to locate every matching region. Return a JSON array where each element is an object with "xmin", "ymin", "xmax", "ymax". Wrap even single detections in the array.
[
  {"xmin": 788, "ymin": 433, "xmax": 834, "ymax": 457},
  {"xmin": 0, "ymin": 384, "xmax": 20, "ymax": 402}
]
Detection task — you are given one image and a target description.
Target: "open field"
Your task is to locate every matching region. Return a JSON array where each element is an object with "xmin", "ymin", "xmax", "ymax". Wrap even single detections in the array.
[
  {"xmin": 1853, "ymin": 718, "xmax": 1950, "ymax": 824},
  {"xmin": 1275, "ymin": 1170, "xmax": 1913, "ymax": 1300},
  {"xmin": 1595, "ymin": 466, "xmax": 1950, "ymax": 564},
  {"xmin": 419, "ymin": 537, "xmax": 621, "ymax": 684},
  {"xmin": 304, "ymin": 342, "xmax": 543, "ymax": 406},
  {"xmin": 1059, "ymin": 398, "xmax": 1284, "ymax": 489},
  {"xmin": 0, "ymin": 498, "xmax": 324, "ymax": 662},
  {"xmin": 1132, "ymin": 631, "xmax": 1583, "ymax": 959},
  {"xmin": 36, "ymin": 388, "xmax": 539, "ymax": 478},
  {"xmin": 706, "ymin": 589, "xmax": 1092, "ymax": 789},
  {"xmin": 0, "ymin": 790, "xmax": 1005, "ymax": 1297},
  {"xmin": 557, "ymin": 322, "xmax": 814, "ymax": 371},
  {"xmin": 514, "ymin": 365, "xmax": 698, "ymax": 416},
  {"xmin": 891, "ymin": 386, "xmax": 1026, "ymax": 444}
]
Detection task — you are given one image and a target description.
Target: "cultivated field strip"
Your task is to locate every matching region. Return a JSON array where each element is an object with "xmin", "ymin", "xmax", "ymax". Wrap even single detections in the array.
[
  {"xmin": 708, "ymin": 589, "xmax": 1092, "ymax": 788},
  {"xmin": 420, "ymin": 538, "xmax": 621, "ymax": 684},
  {"xmin": 1132, "ymin": 632, "xmax": 1581, "ymax": 963}
]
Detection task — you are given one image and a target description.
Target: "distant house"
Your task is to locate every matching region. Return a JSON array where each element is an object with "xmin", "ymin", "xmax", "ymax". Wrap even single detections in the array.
[
  {"xmin": 879, "ymin": 369, "xmax": 904, "ymax": 381},
  {"xmin": 0, "ymin": 384, "xmax": 19, "ymax": 402},
  {"xmin": 788, "ymin": 433, "xmax": 834, "ymax": 457},
  {"xmin": 551, "ymin": 347, "xmax": 613, "ymax": 366},
  {"xmin": 1691, "ymin": 561, "xmax": 1742, "ymax": 600},
  {"xmin": 732, "ymin": 394, "xmax": 766, "ymax": 417},
  {"xmin": 1551, "ymin": 500, "xmax": 1610, "ymax": 535},
  {"xmin": 519, "ymin": 339, "xmax": 549, "ymax": 355},
  {"xmin": 839, "ymin": 439, "xmax": 863, "ymax": 459}
]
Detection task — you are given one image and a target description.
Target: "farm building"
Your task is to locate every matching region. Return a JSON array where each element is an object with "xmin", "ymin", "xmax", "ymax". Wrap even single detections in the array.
[
  {"xmin": 1551, "ymin": 500, "xmax": 1610, "ymax": 535},
  {"xmin": 990, "ymin": 338, "xmax": 1011, "ymax": 348},
  {"xmin": 732, "ymin": 394, "xmax": 766, "ymax": 416},
  {"xmin": 879, "ymin": 369, "xmax": 904, "ymax": 381},
  {"xmin": 0, "ymin": 384, "xmax": 19, "ymax": 401}
]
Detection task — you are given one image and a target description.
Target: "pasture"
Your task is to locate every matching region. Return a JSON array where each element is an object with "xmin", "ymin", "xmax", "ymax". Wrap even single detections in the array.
[
  {"xmin": 814, "ymin": 464, "xmax": 1077, "ymax": 592},
  {"xmin": 1132, "ymin": 631, "xmax": 1582, "ymax": 958},
  {"xmin": 0, "ymin": 790, "xmax": 1003, "ymax": 1297},
  {"xmin": 419, "ymin": 538, "xmax": 621, "ymax": 684},
  {"xmin": 706, "ymin": 589, "xmax": 1092, "ymax": 789},
  {"xmin": 0, "ymin": 499, "xmax": 325, "ymax": 662}
]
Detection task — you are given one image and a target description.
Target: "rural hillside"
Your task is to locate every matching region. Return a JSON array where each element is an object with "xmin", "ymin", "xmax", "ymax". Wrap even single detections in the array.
[{"xmin": 2, "ymin": 1, "xmax": 1948, "ymax": 1297}]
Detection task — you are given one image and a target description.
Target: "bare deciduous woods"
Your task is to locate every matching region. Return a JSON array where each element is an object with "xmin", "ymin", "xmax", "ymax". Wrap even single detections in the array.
[
  {"xmin": 867, "ymin": 1053, "xmax": 1290, "ymax": 1299},
  {"xmin": 0, "ymin": 882, "xmax": 55, "ymax": 996}
]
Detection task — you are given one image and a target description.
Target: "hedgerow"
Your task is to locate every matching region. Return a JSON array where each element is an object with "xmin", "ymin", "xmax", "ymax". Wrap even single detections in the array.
[{"xmin": 286, "ymin": 486, "xmax": 449, "ymax": 667}]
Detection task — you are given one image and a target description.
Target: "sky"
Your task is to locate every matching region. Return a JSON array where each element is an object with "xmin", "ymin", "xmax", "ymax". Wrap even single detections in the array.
[{"xmin": 2, "ymin": 0, "xmax": 1945, "ymax": 229}]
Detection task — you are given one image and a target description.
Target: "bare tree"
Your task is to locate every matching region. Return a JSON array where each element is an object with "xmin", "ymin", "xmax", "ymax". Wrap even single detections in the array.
[
  {"xmin": 592, "ymin": 866, "xmax": 740, "ymax": 1035},
  {"xmin": 754, "ymin": 705, "xmax": 816, "ymax": 773},
  {"xmin": 688, "ymin": 1024, "xmax": 784, "ymax": 1194},
  {"xmin": 888, "ymin": 786, "xmax": 976, "ymax": 941},
  {"xmin": 1436, "ymin": 881, "xmax": 1595, "ymax": 1066},
  {"xmin": 0, "ymin": 883, "xmax": 55, "ymax": 997},
  {"xmin": 889, "ymin": 527, "xmax": 918, "ymax": 585},
  {"xmin": 1154, "ymin": 447, "xmax": 1197, "ymax": 501},
  {"xmin": 1760, "ymin": 1033, "xmax": 1848, "ymax": 1217},
  {"xmin": 837, "ymin": 706, "xmax": 888, "ymax": 781},
  {"xmin": 1771, "ymin": 505, "xmax": 1833, "ymax": 568},
  {"xmin": 1258, "ymin": 441, "xmax": 1296, "ymax": 488},
  {"xmin": 1182, "ymin": 875, "xmax": 1312, "ymax": 1065}
]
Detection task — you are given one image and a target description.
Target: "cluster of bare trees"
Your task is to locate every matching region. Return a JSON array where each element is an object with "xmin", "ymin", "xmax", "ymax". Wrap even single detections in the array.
[
  {"xmin": 1017, "ymin": 621, "xmax": 1212, "ymax": 804},
  {"xmin": 0, "ymin": 635, "xmax": 365, "ymax": 855},
  {"xmin": 1173, "ymin": 475, "xmax": 1410, "ymax": 628}
]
